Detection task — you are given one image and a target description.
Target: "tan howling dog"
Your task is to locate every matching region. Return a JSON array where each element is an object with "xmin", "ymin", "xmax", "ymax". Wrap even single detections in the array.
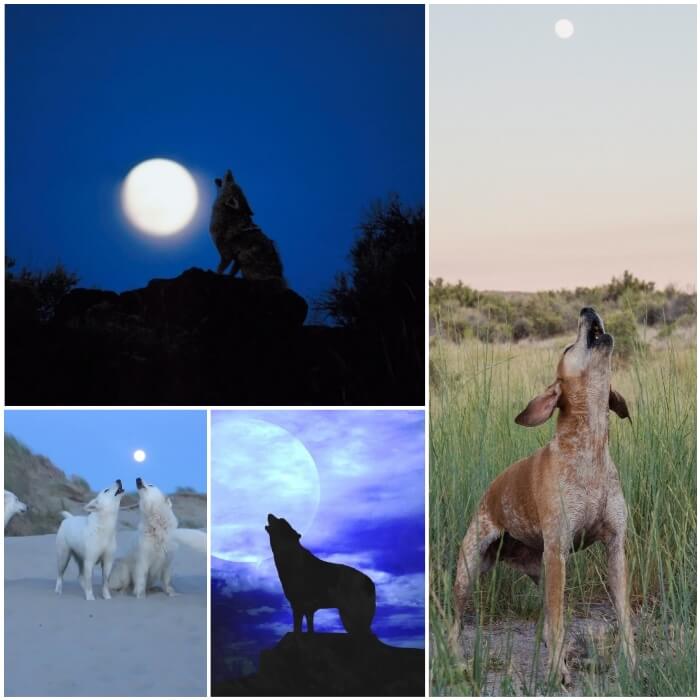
[
  {"xmin": 450, "ymin": 307, "xmax": 636, "ymax": 686},
  {"xmin": 266, "ymin": 514, "xmax": 376, "ymax": 635}
]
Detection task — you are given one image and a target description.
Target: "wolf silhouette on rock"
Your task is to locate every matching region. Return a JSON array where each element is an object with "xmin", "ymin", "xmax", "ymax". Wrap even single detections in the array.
[
  {"xmin": 265, "ymin": 514, "xmax": 376, "ymax": 635},
  {"xmin": 210, "ymin": 169, "xmax": 286, "ymax": 286}
]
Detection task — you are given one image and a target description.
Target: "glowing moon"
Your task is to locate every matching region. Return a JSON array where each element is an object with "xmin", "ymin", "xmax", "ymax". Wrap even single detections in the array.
[
  {"xmin": 211, "ymin": 417, "xmax": 321, "ymax": 563},
  {"xmin": 554, "ymin": 19, "xmax": 574, "ymax": 39},
  {"xmin": 133, "ymin": 449, "xmax": 146, "ymax": 463},
  {"xmin": 122, "ymin": 158, "xmax": 198, "ymax": 236}
]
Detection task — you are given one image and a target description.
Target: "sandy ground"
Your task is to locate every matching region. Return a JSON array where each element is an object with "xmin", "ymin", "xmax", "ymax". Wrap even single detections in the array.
[
  {"xmin": 451, "ymin": 602, "xmax": 634, "ymax": 696},
  {"xmin": 4, "ymin": 529, "xmax": 207, "ymax": 697}
]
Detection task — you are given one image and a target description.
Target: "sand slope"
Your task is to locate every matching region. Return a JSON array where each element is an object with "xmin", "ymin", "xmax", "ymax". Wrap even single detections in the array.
[{"xmin": 4, "ymin": 531, "xmax": 206, "ymax": 697}]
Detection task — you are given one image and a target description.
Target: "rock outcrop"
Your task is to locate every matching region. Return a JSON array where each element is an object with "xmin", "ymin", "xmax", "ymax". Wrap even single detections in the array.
[
  {"xmin": 6, "ymin": 267, "xmax": 422, "ymax": 405},
  {"xmin": 213, "ymin": 632, "xmax": 424, "ymax": 697}
]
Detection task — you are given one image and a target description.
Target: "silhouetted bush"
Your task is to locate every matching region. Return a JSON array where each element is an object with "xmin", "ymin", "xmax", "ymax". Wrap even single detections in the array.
[
  {"xmin": 319, "ymin": 196, "xmax": 423, "ymax": 331},
  {"xmin": 6, "ymin": 257, "xmax": 79, "ymax": 321}
]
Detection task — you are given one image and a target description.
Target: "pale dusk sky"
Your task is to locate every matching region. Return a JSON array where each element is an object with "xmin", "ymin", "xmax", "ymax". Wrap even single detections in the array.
[{"xmin": 430, "ymin": 4, "xmax": 696, "ymax": 291}]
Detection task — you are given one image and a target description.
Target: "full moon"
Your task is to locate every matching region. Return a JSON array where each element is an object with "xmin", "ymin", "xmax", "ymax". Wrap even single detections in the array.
[
  {"xmin": 554, "ymin": 19, "xmax": 575, "ymax": 39},
  {"xmin": 133, "ymin": 449, "xmax": 146, "ymax": 463},
  {"xmin": 122, "ymin": 158, "xmax": 198, "ymax": 236},
  {"xmin": 211, "ymin": 417, "xmax": 321, "ymax": 563}
]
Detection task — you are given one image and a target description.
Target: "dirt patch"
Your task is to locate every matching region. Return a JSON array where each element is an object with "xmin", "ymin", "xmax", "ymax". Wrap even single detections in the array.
[{"xmin": 453, "ymin": 602, "xmax": 633, "ymax": 696}]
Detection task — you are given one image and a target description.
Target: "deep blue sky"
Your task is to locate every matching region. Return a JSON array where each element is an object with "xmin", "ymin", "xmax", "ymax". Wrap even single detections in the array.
[
  {"xmin": 210, "ymin": 410, "xmax": 425, "ymax": 681},
  {"xmin": 4, "ymin": 410, "xmax": 206, "ymax": 493},
  {"xmin": 6, "ymin": 5, "xmax": 425, "ymax": 306}
]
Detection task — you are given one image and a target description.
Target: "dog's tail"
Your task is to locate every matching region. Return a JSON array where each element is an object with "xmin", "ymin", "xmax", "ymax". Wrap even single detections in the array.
[
  {"xmin": 172, "ymin": 528, "xmax": 207, "ymax": 553},
  {"xmin": 60, "ymin": 511, "xmax": 74, "ymax": 520}
]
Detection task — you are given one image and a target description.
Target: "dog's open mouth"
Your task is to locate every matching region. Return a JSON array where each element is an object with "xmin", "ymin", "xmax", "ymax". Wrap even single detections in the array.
[{"xmin": 586, "ymin": 317, "xmax": 612, "ymax": 349}]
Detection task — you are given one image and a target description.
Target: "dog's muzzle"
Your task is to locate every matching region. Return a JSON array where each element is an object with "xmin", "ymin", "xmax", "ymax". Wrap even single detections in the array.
[
  {"xmin": 115, "ymin": 479, "xmax": 124, "ymax": 496},
  {"xmin": 581, "ymin": 307, "xmax": 612, "ymax": 349}
]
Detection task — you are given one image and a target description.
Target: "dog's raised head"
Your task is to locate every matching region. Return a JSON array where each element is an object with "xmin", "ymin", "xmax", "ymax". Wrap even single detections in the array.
[
  {"xmin": 265, "ymin": 514, "xmax": 301, "ymax": 548},
  {"xmin": 85, "ymin": 480, "xmax": 125, "ymax": 514},
  {"xmin": 135, "ymin": 477, "xmax": 172, "ymax": 513},
  {"xmin": 4, "ymin": 490, "xmax": 27, "ymax": 525},
  {"xmin": 212, "ymin": 169, "xmax": 253, "ymax": 216},
  {"xmin": 516, "ymin": 307, "xmax": 630, "ymax": 428}
]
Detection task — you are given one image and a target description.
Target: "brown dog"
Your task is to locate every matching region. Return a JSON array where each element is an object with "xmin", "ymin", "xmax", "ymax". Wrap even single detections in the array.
[{"xmin": 450, "ymin": 307, "xmax": 636, "ymax": 685}]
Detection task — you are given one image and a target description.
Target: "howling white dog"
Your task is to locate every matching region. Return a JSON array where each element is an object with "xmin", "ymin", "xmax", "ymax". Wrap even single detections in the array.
[
  {"xmin": 109, "ymin": 478, "xmax": 180, "ymax": 598},
  {"xmin": 55, "ymin": 479, "xmax": 125, "ymax": 600},
  {"xmin": 4, "ymin": 490, "xmax": 27, "ymax": 528}
]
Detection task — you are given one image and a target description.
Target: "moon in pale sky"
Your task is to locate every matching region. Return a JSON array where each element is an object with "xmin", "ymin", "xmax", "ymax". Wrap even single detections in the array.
[
  {"xmin": 211, "ymin": 417, "xmax": 321, "ymax": 563},
  {"xmin": 554, "ymin": 19, "xmax": 575, "ymax": 39},
  {"xmin": 122, "ymin": 158, "xmax": 198, "ymax": 236},
  {"xmin": 133, "ymin": 449, "xmax": 146, "ymax": 463}
]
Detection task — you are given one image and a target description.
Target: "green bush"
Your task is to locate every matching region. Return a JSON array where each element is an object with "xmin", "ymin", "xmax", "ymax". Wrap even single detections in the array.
[{"xmin": 606, "ymin": 310, "xmax": 645, "ymax": 359}]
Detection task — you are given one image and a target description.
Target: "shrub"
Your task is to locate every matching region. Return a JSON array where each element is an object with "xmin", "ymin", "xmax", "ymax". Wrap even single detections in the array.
[{"xmin": 606, "ymin": 310, "xmax": 644, "ymax": 359}]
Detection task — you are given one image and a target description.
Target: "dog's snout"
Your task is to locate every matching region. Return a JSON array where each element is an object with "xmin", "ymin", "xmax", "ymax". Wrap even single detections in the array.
[
  {"xmin": 580, "ymin": 307, "xmax": 596, "ymax": 319},
  {"xmin": 136, "ymin": 477, "xmax": 145, "ymax": 490}
]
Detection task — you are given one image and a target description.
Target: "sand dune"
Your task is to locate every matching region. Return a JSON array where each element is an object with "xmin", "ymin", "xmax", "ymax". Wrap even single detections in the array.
[{"xmin": 4, "ymin": 530, "xmax": 206, "ymax": 697}]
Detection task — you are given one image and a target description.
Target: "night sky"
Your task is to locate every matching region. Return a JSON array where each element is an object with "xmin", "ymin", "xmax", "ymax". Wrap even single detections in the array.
[
  {"xmin": 211, "ymin": 410, "xmax": 425, "ymax": 682},
  {"xmin": 6, "ymin": 4, "xmax": 424, "ymax": 306}
]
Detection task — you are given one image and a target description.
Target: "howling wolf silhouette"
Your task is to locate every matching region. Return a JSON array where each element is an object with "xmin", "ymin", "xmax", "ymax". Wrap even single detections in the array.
[{"xmin": 266, "ymin": 513, "xmax": 376, "ymax": 635}]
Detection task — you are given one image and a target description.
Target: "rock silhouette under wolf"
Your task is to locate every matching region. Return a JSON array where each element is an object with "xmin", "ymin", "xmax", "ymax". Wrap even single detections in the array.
[
  {"xmin": 210, "ymin": 169, "xmax": 286, "ymax": 285},
  {"xmin": 266, "ymin": 514, "xmax": 376, "ymax": 635}
]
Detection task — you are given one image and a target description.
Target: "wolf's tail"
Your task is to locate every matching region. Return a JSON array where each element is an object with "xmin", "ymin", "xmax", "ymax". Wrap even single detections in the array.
[{"xmin": 172, "ymin": 528, "xmax": 207, "ymax": 553}]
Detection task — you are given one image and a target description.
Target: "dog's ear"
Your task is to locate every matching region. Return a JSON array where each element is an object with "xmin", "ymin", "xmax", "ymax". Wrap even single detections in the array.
[
  {"xmin": 609, "ymin": 388, "xmax": 631, "ymax": 420},
  {"xmin": 84, "ymin": 497, "xmax": 99, "ymax": 512},
  {"xmin": 515, "ymin": 381, "xmax": 562, "ymax": 427}
]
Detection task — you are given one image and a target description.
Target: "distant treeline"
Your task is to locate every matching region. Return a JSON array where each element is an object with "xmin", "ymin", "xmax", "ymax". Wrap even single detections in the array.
[{"xmin": 430, "ymin": 271, "xmax": 696, "ymax": 348}]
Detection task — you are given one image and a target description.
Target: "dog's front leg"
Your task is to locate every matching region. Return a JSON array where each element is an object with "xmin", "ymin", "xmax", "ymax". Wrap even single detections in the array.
[
  {"xmin": 543, "ymin": 545, "xmax": 570, "ymax": 687},
  {"xmin": 162, "ymin": 563, "xmax": 177, "ymax": 596},
  {"xmin": 82, "ymin": 559, "xmax": 96, "ymax": 601},
  {"xmin": 101, "ymin": 554, "xmax": 114, "ymax": 600},
  {"xmin": 216, "ymin": 254, "xmax": 231, "ymax": 275},
  {"xmin": 605, "ymin": 530, "xmax": 636, "ymax": 669},
  {"xmin": 292, "ymin": 608, "xmax": 303, "ymax": 633},
  {"xmin": 133, "ymin": 560, "xmax": 148, "ymax": 599},
  {"xmin": 306, "ymin": 610, "xmax": 315, "ymax": 634}
]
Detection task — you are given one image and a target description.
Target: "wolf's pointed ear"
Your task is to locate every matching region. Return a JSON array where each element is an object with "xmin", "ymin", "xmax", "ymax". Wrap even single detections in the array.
[
  {"xmin": 84, "ymin": 497, "xmax": 99, "ymax": 512},
  {"xmin": 609, "ymin": 388, "xmax": 631, "ymax": 420},
  {"xmin": 515, "ymin": 381, "xmax": 562, "ymax": 427}
]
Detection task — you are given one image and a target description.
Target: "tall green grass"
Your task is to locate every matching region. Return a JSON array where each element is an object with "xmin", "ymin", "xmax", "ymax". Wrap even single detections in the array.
[{"xmin": 430, "ymin": 333, "xmax": 696, "ymax": 696}]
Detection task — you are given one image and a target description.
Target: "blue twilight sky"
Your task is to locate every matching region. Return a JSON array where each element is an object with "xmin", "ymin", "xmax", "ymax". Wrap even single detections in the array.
[
  {"xmin": 6, "ymin": 4, "xmax": 424, "ymax": 306},
  {"xmin": 4, "ymin": 411, "xmax": 207, "ymax": 493},
  {"xmin": 210, "ymin": 410, "xmax": 425, "ymax": 681}
]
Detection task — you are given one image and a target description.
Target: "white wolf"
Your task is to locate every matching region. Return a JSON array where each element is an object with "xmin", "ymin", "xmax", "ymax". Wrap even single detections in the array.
[
  {"xmin": 4, "ymin": 490, "xmax": 27, "ymax": 528},
  {"xmin": 109, "ymin": 478, "xmax": 197, "ymax": 598},
  {"xmin": 55, "ymin": 479, "xmax": 125, "ymax": 600}
]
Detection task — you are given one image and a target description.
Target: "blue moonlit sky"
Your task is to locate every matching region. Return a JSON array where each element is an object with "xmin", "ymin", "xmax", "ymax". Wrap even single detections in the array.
[
  {"xmin": 6, "ymin": 4, "xmax": 424, "ymax": 304},
  {"xmin": 4, "ymin": 411, "xmax": 207, "ymax": 493},
  {"xmin": 211, "ymin": 410, "xmax": 425, "ymax": 681}
]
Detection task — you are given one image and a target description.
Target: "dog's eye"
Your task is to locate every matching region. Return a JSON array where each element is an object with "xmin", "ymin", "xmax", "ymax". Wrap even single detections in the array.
[{"xmin": 103, "ymin": 489, "xmax": 109, "ymax": 493}]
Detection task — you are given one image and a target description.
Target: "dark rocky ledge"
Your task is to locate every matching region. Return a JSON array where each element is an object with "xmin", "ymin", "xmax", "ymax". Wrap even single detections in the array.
[
  {"xmin": 212, "ymin": 632, "xmax": 425, "ymax": 697},
  {"xmin": 6, "ymin": 267, "xmax": 422, "ymax": 405}
]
